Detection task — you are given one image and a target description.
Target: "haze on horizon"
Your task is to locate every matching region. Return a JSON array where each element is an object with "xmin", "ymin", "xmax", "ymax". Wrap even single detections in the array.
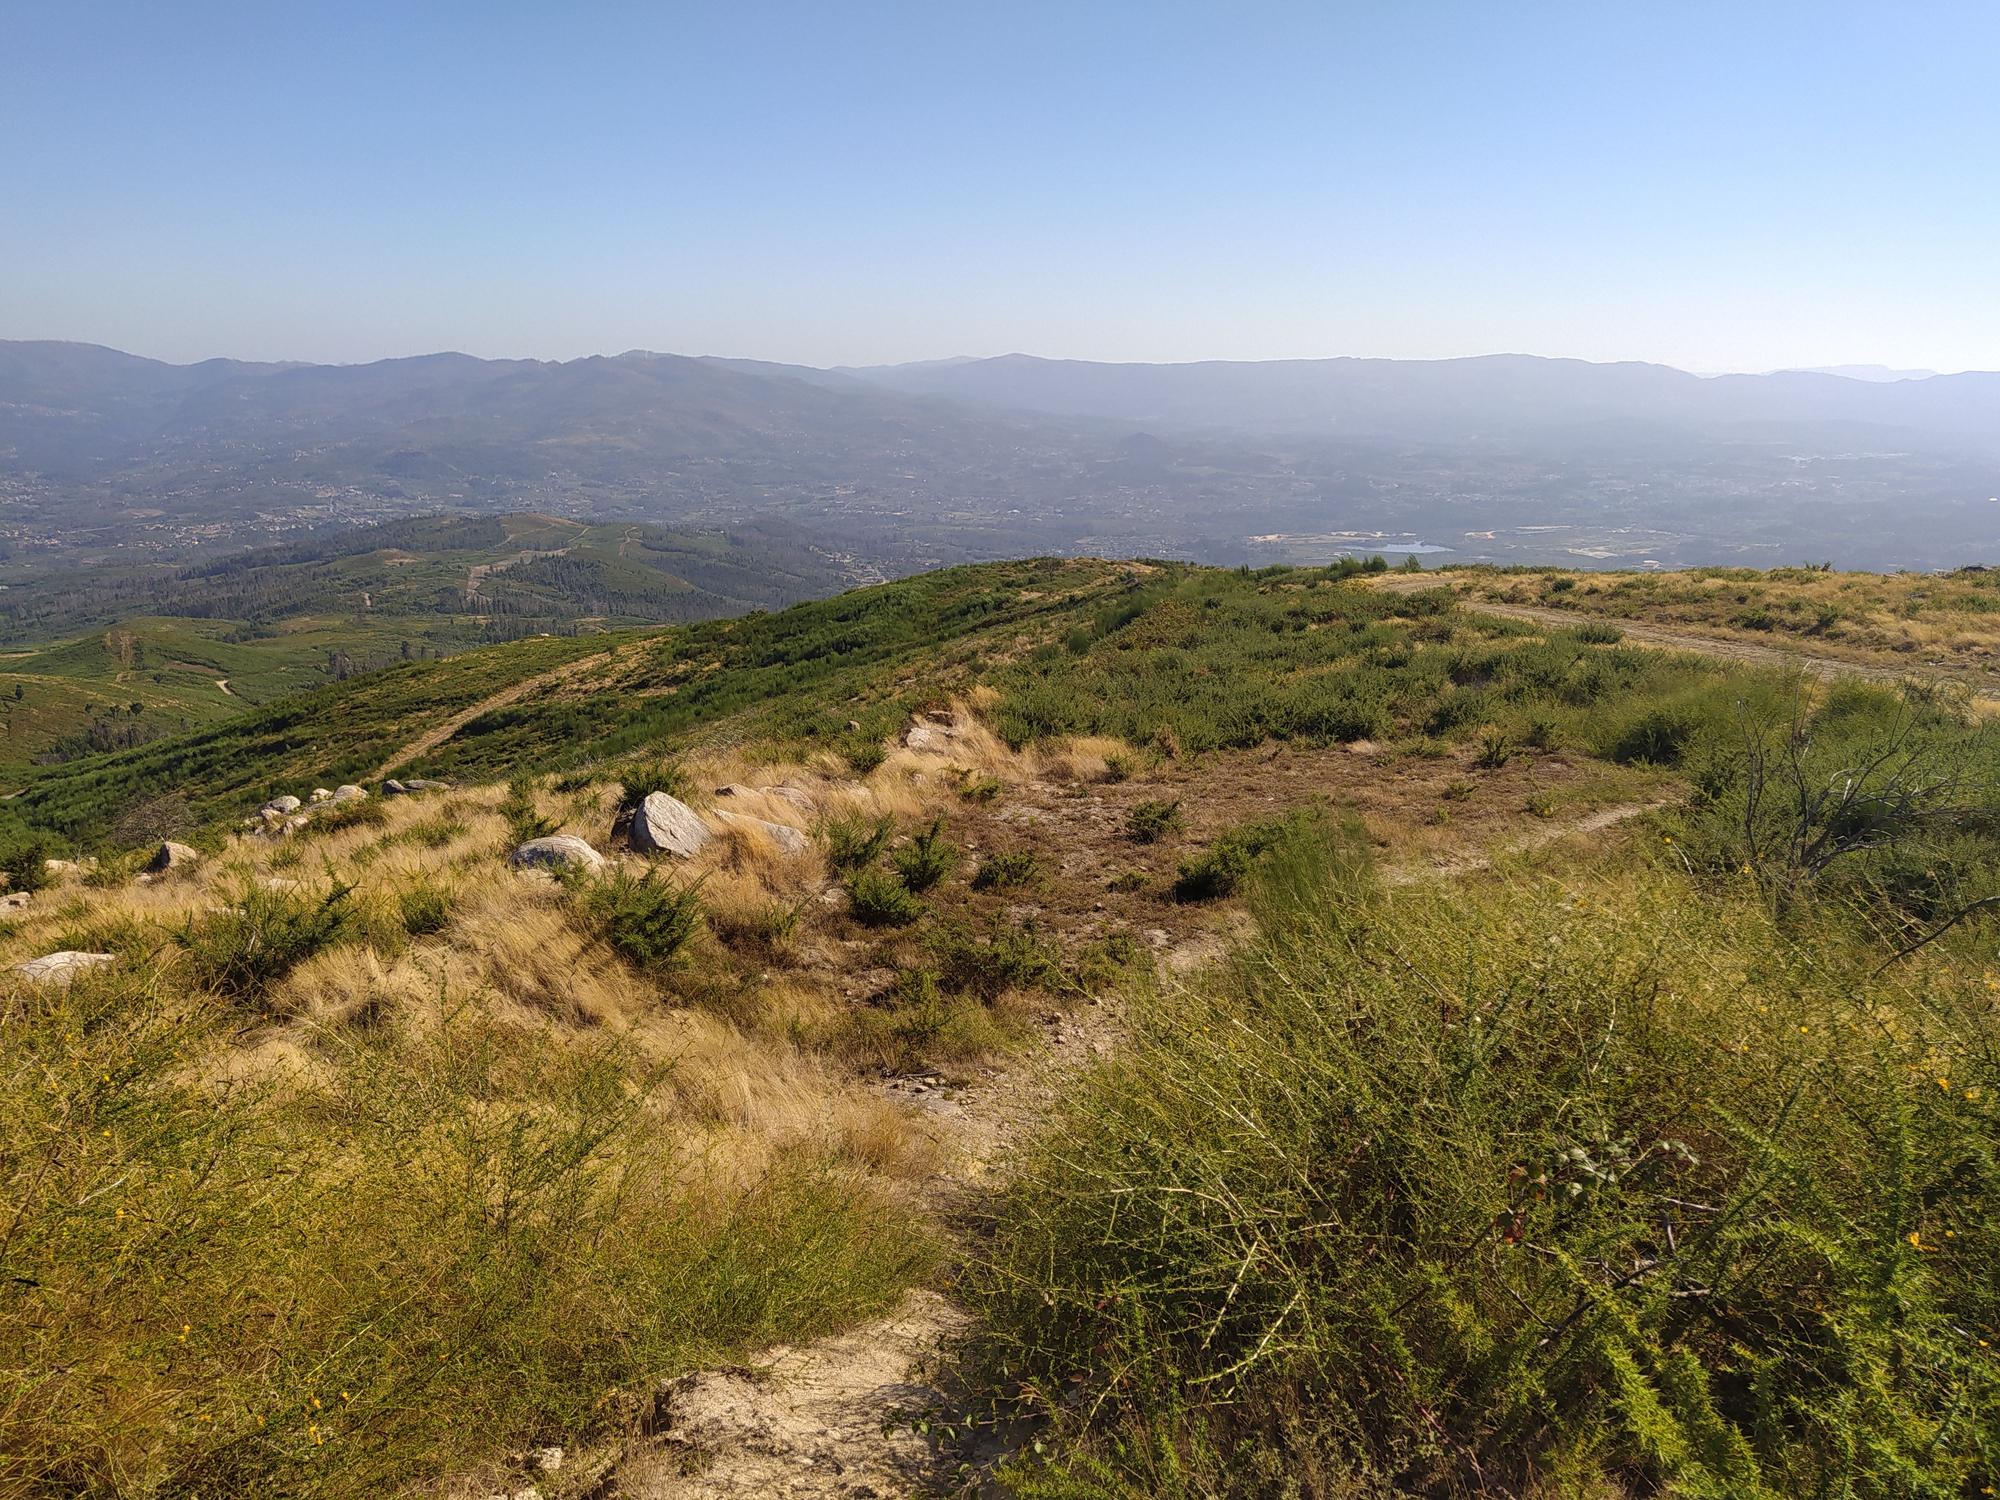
[{"xmin": 5, "ymin": 0, "xmax": 1998, "ymax": 375}]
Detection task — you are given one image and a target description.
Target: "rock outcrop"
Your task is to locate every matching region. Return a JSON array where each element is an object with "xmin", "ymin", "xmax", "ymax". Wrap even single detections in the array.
[
  {"xmin": 713, "ymin": 809, "xmax": 809, "ymax": 855},
  {"xmin": 629, "ymin": 792, "xmax": 712, "ymax": 858},
  {"xmin": 330, "ymin": 785, "xmax": 368, "ymax": 805}
]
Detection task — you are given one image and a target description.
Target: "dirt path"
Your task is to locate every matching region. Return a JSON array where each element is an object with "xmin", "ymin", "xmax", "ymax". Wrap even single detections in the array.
[
  {"xmin": 602, "ymin": 783, "xmax": 1669, "ymax": 1499},
  {"xmin": 1368, "ymin": 574, "xmax": 1931, "ymax": 687},
  {"xmin": 214, "ymin": 678, "xmax": 233, "ymax": 697},
  {"xmin": 365, "ymin": 650, "xmax": 617, "ymax": 782}
]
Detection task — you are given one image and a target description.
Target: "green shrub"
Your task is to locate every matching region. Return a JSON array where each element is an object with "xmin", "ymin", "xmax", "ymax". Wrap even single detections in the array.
[
  {"xmin": 821, "ymin": 812, "xmax": 894, "ymax": 871},
  {"xmin": 844, "ymin": 738, "xmax": 888, "ymax": 775},
  {"xmin": 1171, "ymin": 813, "xmax": 1315, "ymax": 904},
  {"xmin": 0, "ymin": 833, "xmax": 57, "ymax": 895},
  {"xmin": 300, "ymin": 797, "xmax": 390, "ymax": 838},
  {"xmin": 928, "ymin": 917, "xmax": 1064, "ymax": 998},
  {"xmin": 618, "ymin": 754, "xmax": 688, "ymax": 808},
  {"xmin": 400, "ymin": 809, "xmax": 469, "ymax": 849},
  {"xmin": 576, "ymin": 868, "xmax": 705, "ymax": 969},
  {"xmin": 175, "ymin": 882, "xmax": 358, "ymax": 1001},
  {"xmin": 396, "ymin": 879, "xmax": 455, "ymax": 937},
  {"xmin": 1572, "ymin": 619, "xmax": 1623, "ymax": 643},
  {"xmin": 1474, "ymin": 727, "xmax": 1513, "ymax": 768},
  {"xmin": 891, "ymin": 817, "xmax": 960, "ymax": 894},
  {"xmin": 1107, "ymin": 868, "xmax": 1148, "ymax": 894},
  {"xmin": 1126, "ymin": 798, "xmax": 1183, "ymax": 844},
  {"xmin": 499, "ymin": 775, "xmax": 556, "ymax": 844},
  {"xmin": 971, "ymin": 849, "xmax": 1042, "ymax": 891},
  {"xmin": 847, "ymin": 868, "xmax": 923, "ymax": 927},
  {"xmin": 974, "ymin": 838, "xmax": 2000, "ymax": 1498}
]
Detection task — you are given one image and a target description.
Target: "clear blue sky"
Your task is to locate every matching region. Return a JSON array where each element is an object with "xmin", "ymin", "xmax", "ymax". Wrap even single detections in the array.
[{"xmin": 5, "ymin": 1, "xmax": 1996, "ymax": 371}]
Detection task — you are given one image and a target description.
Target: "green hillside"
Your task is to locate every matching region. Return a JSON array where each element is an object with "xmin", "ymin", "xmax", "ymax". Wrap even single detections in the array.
[{"xmin": 0, "ymin": 513, "xmax": 860, "ymax": 777}]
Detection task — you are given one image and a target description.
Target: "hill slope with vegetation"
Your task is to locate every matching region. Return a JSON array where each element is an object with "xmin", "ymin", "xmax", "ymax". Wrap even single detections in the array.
[
  {"xmin": 0, "ymin": 513, "xmax": 859, "ymax": 779},
  {"xmin": 0, "ymin": 560, "xmax": 1995, "ymax": 1498}
]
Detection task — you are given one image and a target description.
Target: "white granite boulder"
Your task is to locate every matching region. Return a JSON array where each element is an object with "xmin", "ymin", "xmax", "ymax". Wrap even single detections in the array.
[{"xmin": 629, "ymin": 792, "xmax": 712, "ymax": 858}]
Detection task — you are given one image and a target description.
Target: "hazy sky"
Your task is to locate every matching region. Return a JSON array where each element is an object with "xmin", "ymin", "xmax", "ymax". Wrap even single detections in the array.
[{"xmin": 6, "ymin": 1, "xmax": 1997, "ymax": 372}]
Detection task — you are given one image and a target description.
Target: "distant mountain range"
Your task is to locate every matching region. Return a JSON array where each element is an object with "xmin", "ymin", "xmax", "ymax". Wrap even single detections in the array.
[{"xmin": 2, "ymin": 340, "xmax": 1996, "ymax": 574}]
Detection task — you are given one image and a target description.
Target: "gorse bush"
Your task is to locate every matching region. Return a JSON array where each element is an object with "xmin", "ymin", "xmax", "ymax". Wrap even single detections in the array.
[
  {"xmin": 396, "ymin": 878, "xmax": 454, "ymax": 937},
  {"xmin": 574, "ymin": 868, "xmax": 705, "ymax": 969},
  {"xmin": 928, "ymin": 916, "xmax": 1065, "ymax": 999},
  {"xmin": 1169, "ymin": 812, "xmax": 1315, "ymax": 903},
  {"xmin": 174, "ymin": 881, "xmax": 357, "ymax": 1001},
  {"xmin": 973, "ymin": 829, "xmax": 2000, "ymax": 1497},
  {"xmin": 821, "ymin": 811, "xmax": 895, "ymax": 872},
  {"xmin": 847, "ymin": 867, "xmax": 924, "ymax": 927},
  {"xmin": 1125, "ymin": 798, "xmax": 1183, "ymax": 844},
  {"xmin": 0, "ymin": 832, "xmax": 57, "ymax": 895},
  {"xmin": 499, "ymin": 774, "xmax": 556, "ymax": 844},
  {"xmin": 618, "ymin": 753, "xmax": 689, "ymax": 808},
  {"xmin": 890, "ymin": 817, "xmax": 960, "ymax": 893},
  {"xmin": 971, "ymin": 849, "xmax": 1041, "ymax": 891}
]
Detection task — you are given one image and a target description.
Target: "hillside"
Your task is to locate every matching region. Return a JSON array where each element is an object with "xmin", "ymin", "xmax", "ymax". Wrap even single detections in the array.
[
  {"xmin": 1, "ymin": 562, "xmax": 1996, "ymax": 1498},
  {"xmin": 0, "ymin": 513, "xmax": 861, "ymax": 777}
]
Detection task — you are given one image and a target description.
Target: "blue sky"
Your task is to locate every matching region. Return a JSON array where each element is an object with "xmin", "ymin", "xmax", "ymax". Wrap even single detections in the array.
[{"xmin": 5, "ymin": 1, "xmax": 1997, "ymax": 370}]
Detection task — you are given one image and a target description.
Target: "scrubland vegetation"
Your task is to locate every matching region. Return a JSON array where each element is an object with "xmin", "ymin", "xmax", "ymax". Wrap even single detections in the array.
[
  {"xmin": 1, "ymin": 558, "xmax": 1995, "ymax": 1496},
  {"xmin": 973, "ymin": 679, "xmax": 2000, "ymax": 1498}
]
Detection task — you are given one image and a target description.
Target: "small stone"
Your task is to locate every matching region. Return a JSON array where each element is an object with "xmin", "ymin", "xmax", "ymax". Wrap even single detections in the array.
[
  {"xmin": 310, "ymin": 788, "xmax": 333, "ymax": 803},
  {"xmin": 529, "ymin": 1446, "xmax": 564, "ymax": 1473},
  {"xmin": 262, "ymin": 795, "xmax": 302, "ymax": 815}
]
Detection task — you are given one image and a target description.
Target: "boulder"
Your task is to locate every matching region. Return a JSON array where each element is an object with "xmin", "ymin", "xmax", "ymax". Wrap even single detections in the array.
[
  {"xmin": 42, "ymin": 857, "xmax": 91, "ymax": 880},
  {"xmin": 310, "ymin": 788, "xmax": 334, "ymax": 803},
  {"xmin": 629, "ymin": 792, "xmax": 712, "ymax": 858},
  {"xmin": 509, "ymin": 835, "xmax": 607, "ymax": 875},
  {"xmin": 385, "ymin": 778, "xmax": 449, "ymax": 795},
  {"xmin": 146, "ymin": 841, "xmax": 202, "ymax": 875},
  {"xmin": 761, "ymin": 784, "xmax": 816, "ymax": 813},
  {"xmin": 12, "ymin": 951, "xmax": 115, "ymax": 986},
  {"xmin": 1, "ymin": 892, "xmax": 32, "ymax": 913},
  {"xmin": 713, "ymin": 809, "xmax": 809, "ymax": 856},
  {"xmin": 713, "ymin": 783, "xmax": 756, "ymax": 798},
  {"xmin": 262, "ymin": 794, "xmax": 303, "ymax": 816},
  {"xmin": 330, "ymin": 785, "xmax": 368, "ymax": 804}
]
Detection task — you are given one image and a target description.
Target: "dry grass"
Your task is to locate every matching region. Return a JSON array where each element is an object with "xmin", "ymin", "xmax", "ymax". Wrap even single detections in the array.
[{"xmin": 1449, "ymin": 565, "xmax": 2000, "ymax": 681}]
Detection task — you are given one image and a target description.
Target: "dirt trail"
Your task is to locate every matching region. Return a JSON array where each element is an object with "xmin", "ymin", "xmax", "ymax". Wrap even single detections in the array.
[
  {"xmin": 602, "ymin": 779, "xmax": 1669, "ymax": 1500},
  {"xmin": 1368, "ymin": 574, "xmax": 1930, "ymax": 687},
  {"xmin": 365, "ymin": 649, "xmax": 617, "ymax": 782},
  {"xmin": 214, "ymin": 679, "xmax": 233, "ymax": 697}
]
